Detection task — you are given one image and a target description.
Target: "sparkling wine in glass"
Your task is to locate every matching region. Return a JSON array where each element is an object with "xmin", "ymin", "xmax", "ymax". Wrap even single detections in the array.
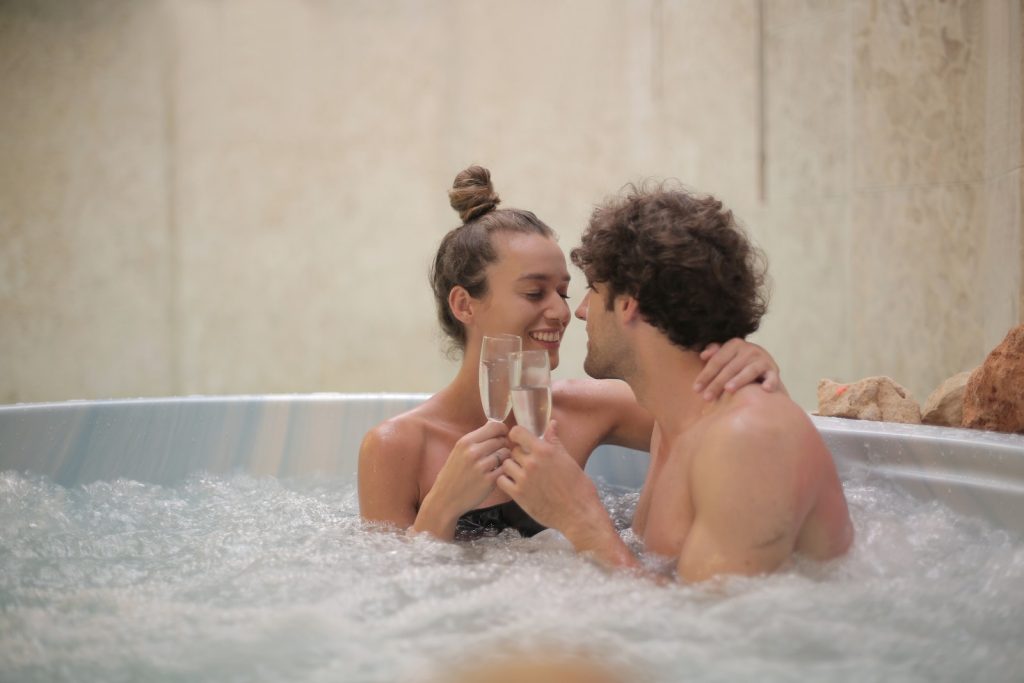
[
  {"xmin": 510, "ymin": 350, "xmax": 552, "ymax": 437},
  {"xmin": 479, "ymin": 334, "xmax": 521, "ymax": 422}
]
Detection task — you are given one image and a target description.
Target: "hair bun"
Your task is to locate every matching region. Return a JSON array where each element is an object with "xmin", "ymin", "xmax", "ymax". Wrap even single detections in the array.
[{"xmin": 449, "ymin": 165, "xmax": 501, "ymax": 223}]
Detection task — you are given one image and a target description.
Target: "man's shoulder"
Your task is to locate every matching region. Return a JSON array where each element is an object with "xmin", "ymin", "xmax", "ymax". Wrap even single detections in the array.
[
  {"xmin": 724, "ymin": 384, "xmax": 809, "ymax": 425},
  {"xmin": 699, "ymin": 387, "xmax": 815, "ymax": 457},
  {"xmin": 684, "ymin": 390, "xmax": 825, "ymax": 517}
]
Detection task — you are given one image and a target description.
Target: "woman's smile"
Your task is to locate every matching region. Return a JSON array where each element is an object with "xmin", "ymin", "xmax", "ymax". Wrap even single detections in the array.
[{"xmin": 527, "ymin": 329, "xmax": 562, "ymax": 347}]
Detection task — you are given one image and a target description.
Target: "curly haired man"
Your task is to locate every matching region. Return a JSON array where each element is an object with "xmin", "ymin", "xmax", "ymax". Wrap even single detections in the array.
[{"xmin": 497, "ymin": 184, "xmax": 853, "ymax": 582}]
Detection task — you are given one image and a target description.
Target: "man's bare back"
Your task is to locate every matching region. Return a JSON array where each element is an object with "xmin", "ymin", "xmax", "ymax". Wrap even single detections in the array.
[{"xmin": 632, "ymin": 385, "xmax": 853, "ymax": 582}]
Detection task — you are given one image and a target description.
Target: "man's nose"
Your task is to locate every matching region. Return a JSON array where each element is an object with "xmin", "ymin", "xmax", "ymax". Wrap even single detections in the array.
[{"xmin": 575, "ymin": 293, "xmax": 589, "ymax": 321}]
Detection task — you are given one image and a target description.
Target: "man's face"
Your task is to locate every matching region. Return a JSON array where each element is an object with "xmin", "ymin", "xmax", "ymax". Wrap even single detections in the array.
[{"xmin": 574, "ymin": 281, "xmax": 630, "ymax": 380}]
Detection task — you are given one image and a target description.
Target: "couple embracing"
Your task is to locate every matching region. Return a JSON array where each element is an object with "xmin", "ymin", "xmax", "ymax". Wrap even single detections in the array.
[{"xmin": 359, "ymin": 165, "xmax": 852, "ymax": 583}]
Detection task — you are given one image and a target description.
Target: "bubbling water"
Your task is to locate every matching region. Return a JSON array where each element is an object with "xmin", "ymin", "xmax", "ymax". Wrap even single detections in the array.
[{"xmin": 1, "ymin": 468, "xmax": 1022, "ymax": 683}]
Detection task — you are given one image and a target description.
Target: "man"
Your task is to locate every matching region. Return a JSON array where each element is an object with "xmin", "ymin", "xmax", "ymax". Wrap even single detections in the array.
[{"xmin": 496, "ymin": 184, "xmax": 853, "ymax": 582}]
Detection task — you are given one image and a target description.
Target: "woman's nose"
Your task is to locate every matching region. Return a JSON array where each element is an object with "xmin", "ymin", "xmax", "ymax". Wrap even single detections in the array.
[{"xmin": 548, "ymin": 293, "xmax": 571, "ymax": 325}]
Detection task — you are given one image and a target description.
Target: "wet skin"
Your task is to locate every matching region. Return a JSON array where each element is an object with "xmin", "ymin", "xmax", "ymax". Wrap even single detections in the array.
[
  {"xmin": 498, "ymin": 282, "xmax": 853, "ymax": 581},
  {"xmin": 358, "ymin": 233, "xmax": 783, "ymax": 541}
]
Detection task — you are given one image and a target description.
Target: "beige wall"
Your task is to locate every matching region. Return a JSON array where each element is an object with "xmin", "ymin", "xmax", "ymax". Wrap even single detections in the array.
[
  {"xmin": 757, "ymin": 0, "xmax": 1023, "ymax": 407},
  {"xmin": 1, "ymin": 0, "xmax": 1021, "ymax": 409}
]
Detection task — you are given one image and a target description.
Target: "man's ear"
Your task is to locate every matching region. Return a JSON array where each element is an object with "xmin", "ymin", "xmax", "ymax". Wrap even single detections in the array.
[
  {"xmin": 618, "ymin": 295, "xmax": 641, "ymax": 324},
  {"xmin": 449, "ymin": 285, "xmax": 475, "ymax": 325}
]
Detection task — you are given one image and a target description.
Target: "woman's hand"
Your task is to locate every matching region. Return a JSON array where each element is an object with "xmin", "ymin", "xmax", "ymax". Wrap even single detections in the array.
[
  {"xmin": 413, "ymin": 420, "xmax": 510, "ymax": 538},
  {"xmin": 693, "ymin": 338, "xmax": 784, "ymax": 401}
]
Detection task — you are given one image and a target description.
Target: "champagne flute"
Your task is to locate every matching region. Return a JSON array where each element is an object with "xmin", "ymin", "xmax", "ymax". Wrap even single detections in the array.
[
  {"xmin": 479, "ymin": 334, "xmax": 521, "ymax": 422},
  {"xmin": 510, "ymin": 350, "xmax": 552, "ymax": 437}
]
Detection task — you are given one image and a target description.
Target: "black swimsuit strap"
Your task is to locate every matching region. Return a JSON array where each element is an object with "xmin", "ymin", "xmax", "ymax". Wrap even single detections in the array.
[{"xmin": 455, "ymin": 500, "xmax": 546, "ymax": 539}]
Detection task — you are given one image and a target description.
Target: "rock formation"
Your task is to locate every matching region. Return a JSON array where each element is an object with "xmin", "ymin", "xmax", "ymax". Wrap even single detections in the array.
[
  {"xmin": 962, "ymin": 324, "xmax": 1024, "ymax": 434},
  {"xmin": 817, "ymin": 376, "xmax": 922, "ymax": 424},
  {"xmin": 922, "ymin": 371, "xmax": 972, "ymax": 427}
]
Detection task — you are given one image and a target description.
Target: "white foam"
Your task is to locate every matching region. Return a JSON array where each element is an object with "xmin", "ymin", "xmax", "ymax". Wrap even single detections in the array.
[{"xmin": 1, "ymin": 470, "xmax": 1021, "ymax": 682}]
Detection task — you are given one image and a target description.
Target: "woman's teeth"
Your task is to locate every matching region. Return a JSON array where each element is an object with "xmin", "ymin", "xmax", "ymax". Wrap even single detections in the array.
[{"xmin": 529, "ymin": 331, "xmax": 560, "ymax": 343}]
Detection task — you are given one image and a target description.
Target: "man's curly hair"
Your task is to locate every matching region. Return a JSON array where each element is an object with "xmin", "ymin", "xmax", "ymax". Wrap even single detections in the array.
[{"xmin": 570, "ymin": 183, "xmax": 769, "ymax": 351}]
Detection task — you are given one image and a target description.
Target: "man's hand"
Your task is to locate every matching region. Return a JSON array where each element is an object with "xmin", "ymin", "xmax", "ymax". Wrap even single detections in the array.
[
  {"xmin": 693, "ymin": 338, "xmax": 784, "ymax": 401},
  {"xmin": 497, "ymin": 421, "xmax": 601, "ymax": 534},
  {"xmin": 499, "ymin": 422, "xmax": 639, "ymax": 570}
]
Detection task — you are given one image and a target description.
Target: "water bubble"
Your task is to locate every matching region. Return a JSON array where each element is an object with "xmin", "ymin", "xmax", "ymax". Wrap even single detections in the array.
[{"xmin": 0, "ymin": 471, "xmax": 1021, "ymax": 682}]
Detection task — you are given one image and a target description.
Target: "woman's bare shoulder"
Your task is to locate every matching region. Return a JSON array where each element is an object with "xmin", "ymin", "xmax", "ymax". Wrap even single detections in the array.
[
  {"xmin": 553, "ymin": 377, "xmax": 638, "ymax": 410},
  {"xmin": 553, "ymin": 377, "xmax": 652, "ymax": 451},
  {"xmin": 358, "ymin": 403, "xmax": 442, "ymax": 522},
  {"xmin": 359, "ymin": 403, "xmax": 435, "ymax": 465}
]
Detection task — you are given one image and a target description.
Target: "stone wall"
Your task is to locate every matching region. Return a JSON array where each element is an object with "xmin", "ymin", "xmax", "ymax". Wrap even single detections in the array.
[
  {"xmin": 757, "ymin": 0, "xmax": 1022, "ymax": 407},
  {"xmin": 1, "ymin": 0, "xmax": 1020, "ymax": 408}
]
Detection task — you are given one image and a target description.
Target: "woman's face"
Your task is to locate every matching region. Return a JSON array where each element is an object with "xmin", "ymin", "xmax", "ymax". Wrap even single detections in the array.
[{"xmin": 471, "ymin": 232, "xmax": 571, "ymax": 370}]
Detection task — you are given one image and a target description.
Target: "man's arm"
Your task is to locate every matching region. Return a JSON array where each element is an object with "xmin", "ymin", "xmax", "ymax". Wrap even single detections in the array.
[
  {"xmin": 676, "ymin": 414, "xmax": 807, "ymax": 582},
  {"xmin": 499, "ymin": 422, "xmax": 640, "ymax": 571}
]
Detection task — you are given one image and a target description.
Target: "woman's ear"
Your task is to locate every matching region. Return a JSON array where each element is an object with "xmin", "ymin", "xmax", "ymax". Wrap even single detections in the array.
[{"xmin": 449, "ymin": 285, "xmax": 475, "ymax": 325}]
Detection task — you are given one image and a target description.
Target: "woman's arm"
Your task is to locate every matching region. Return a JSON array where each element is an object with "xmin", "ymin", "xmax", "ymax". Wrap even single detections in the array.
[
  {"xmin": 693, "ymin": 338, "xmax": 786, "ymax": 399},
  {"xmin": 553, "ymin": 378, "xmax": 654, "ymax": 454},
  {"xmin": 411, "ymin": 421, "xmax": 510, "ymax": 539},
  {"xmin": 358, "ymin": 418, "xmax": 511, "ymax": 541},
  {"xmin": 358, "ymin": 421, "xmax": 422, "ymax": 531}
]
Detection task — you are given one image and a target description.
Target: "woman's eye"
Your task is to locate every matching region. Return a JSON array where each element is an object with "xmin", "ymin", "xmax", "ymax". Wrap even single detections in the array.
[
  {"xmin": 524, "ymin": 290, "xmax": 568, "ymax": 301},
  {"xmin": 558, "ymin": 292, "xmax": 570, "ymax": 300}
]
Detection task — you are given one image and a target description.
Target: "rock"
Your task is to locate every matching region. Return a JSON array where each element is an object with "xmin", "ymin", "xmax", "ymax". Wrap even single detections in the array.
[
  {"xmin": 817, "ymin": 376, "xmax": 922, "ymax": 424},
  {"xmin": 922, "ymin": 371, "xmax": 972, "ymax": 427},
  {"xmin": 962, "ymin": 325, "xmax": 1024, "ymax": 434}
]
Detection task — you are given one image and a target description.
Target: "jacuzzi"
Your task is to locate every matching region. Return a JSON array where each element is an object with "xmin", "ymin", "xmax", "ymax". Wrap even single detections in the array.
[{"xmin": 1, "ymin": 394, "xmax": 1022, "ymax": 682}]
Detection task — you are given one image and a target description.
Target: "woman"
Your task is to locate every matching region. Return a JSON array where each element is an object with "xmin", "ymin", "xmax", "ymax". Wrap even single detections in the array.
[{"xmin": 358, "ymin": 166, "xmax": 781, "ymax": 541}]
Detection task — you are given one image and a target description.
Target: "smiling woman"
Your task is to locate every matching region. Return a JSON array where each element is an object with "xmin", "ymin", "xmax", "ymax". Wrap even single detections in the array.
[
  {"xmin": 453, "ymin": 231, "xmax": 571, "ymax": 367},
  {"xmin": 356, "ymin": 165, "xmax": 783, "ymax": 542}
]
